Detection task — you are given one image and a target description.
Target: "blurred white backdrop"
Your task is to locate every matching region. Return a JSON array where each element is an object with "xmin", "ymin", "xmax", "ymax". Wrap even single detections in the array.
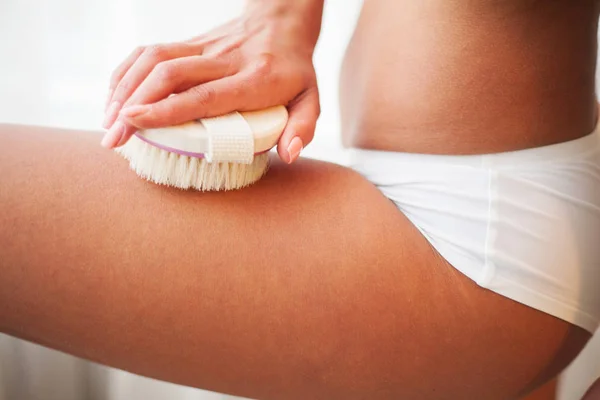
[{"xmin": 0, "ymin": 1, "xmax": 598, "ymax": 399}]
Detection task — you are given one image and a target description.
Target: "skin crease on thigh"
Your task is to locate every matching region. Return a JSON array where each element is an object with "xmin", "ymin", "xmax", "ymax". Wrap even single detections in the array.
[{"xmin": 0, "ymin": 124, "xmax": 591, "ymax": 400}]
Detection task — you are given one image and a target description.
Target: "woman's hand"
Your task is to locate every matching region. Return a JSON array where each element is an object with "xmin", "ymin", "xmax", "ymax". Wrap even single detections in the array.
[{"xmin": 102, "ymin": 1, "xmax": 323, "ymax": 163}]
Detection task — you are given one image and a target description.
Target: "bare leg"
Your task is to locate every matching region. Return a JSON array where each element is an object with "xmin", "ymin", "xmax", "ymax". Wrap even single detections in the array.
[
  {"xmin": 0, "ymin": 124, "xmax": 590, "ymax": 400},
  {"xmin": 582, "ymin": 377, "xmax": 600, "ymax": 400},
  {"xmin": 522, "ymin": 378, "xmax": 557, "ymax": 400}
]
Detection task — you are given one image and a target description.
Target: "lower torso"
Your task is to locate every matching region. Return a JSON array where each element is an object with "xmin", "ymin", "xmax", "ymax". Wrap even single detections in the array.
[{"xmin": 340, "ymin": 0, "xmax": 600, "ymax": 154}]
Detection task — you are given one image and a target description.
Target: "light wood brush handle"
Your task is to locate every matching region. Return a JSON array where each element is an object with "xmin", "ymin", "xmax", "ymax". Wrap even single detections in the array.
[{"xmin": 135, "ymin": 105, "xmax": 289, "ymax": 157}]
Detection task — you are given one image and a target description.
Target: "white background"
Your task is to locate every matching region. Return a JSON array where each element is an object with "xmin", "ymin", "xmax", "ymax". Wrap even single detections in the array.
[{"xmin": 0, "ymin": 1, "xmax": 598, "ymax": 399}]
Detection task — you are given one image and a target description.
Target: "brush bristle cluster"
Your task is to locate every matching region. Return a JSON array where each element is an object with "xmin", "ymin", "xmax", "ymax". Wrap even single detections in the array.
[{"xmin": 116, "ymin": 136, "xmax": 270, "ymax": 191}]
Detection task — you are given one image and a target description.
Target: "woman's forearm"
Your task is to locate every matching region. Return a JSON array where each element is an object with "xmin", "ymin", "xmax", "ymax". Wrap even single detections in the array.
[{"xmin": 244, "ymin": 0, "xmax": 325, "ymax": 50}]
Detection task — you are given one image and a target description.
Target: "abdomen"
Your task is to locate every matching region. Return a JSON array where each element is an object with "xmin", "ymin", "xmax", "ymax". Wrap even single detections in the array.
[{"xmin": 340, "ymin": 0, "xmax": 599, "ymax": 154}]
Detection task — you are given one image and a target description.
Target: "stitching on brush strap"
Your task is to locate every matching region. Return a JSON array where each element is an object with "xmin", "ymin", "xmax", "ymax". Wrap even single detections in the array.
[{"xmin": 202, "ymin": 112, "xmax": 254, "ymax": 164}]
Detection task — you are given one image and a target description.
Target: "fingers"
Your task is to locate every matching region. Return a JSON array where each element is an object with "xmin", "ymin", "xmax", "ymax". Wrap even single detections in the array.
[
  {"xmin": 103, "ymin": 75, "xmax": 246, "ymax": 149},
  {"xmin": 101, "ymin": 57, "xmax": 233, "ymax": 148},
  {"xmin": 105, "ymin": 46, "xmax": 145, "ymax": 110},
  {"xmin": 126, "ymin": 56, "xmax": 232, "ymax": 107},
  {"xmin": 277, "ymin": 87, "xmax": 320, "ymax": 164},
  {"xmin": 103, "ymin": 43, "xmax": 201, "ymax": 129},
  {"xmin": 102, "ymin": 39, "xmax": 319, "ymax": 156},
  {"xmin": 119, "ymin": 74, "xmax": 251, "ymax": 130},
  {"xmin": 100, "ymin": 120, "xmax": 127, "ymax": 149}
]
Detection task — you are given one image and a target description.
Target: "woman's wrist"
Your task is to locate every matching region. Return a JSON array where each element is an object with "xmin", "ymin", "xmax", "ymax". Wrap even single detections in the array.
[{"xmin": 243, "ymin": 0, "xmax": 325, "ymax": 51}]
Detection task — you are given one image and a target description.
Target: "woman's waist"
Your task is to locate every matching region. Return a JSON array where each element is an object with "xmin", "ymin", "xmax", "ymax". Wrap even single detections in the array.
[
  {"xmin": 347, "ymin": 123, "xmax": 600, "ymax": 173},
  {"xmin": 340, "ymin": 55, "xmax": 598, "ymax": 154},
  {"xmin": 339, "ymin": 0, "xmax": 599, "ymax": 155},
  {"xmin": 342, "ymin": 96, "xmax": 599, "ymax": 155}
]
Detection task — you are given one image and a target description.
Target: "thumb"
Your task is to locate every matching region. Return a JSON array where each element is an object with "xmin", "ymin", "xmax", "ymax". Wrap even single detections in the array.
[{"xmin": 277, "ymin": 87, "xmax": 320, "ymax": 164}]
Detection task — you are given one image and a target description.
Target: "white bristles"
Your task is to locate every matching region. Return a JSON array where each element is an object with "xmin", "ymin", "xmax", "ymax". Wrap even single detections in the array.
[{"xmin": 115, "ymin": 135, "xmax": 270, "ymax": 191}]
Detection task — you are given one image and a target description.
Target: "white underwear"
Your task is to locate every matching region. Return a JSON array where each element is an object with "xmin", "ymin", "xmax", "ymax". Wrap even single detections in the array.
[{"xmin": 348, "ymin": 128, "xmax": 600, "ymax": 333}]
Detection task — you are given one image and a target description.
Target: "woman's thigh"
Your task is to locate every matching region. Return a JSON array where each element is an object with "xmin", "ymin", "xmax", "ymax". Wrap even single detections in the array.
[
  {"xmin": 0, "ymin": 124, "xmax": 590, "ymax": 400},
  {"xmin": 582, "ymin": 377, "xmax": 600, "ymax": 400}
]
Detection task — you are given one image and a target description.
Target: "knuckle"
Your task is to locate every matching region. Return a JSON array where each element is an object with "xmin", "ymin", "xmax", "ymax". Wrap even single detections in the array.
[
  {"xmin": 305, "ymin": 130, "xmax": 315, "ymax": 142},
  {"xmin": 129, "ymin": 46, "xmax": 146, "ymax": 59},
  {"xmin": 114, "ymin": 79, "xmax": 132, "ymax": 96},
  {"xmin": 189, "ymin": 85, "xmax": 217, "ymax": 107},
  {"xmin": 138, "ymin": 103, "xmax": 165, "ymax": 127},
  {"xmin": 300, "ymin": 122, "xmax": 316, "ymax": 142},
  {"xmin": 153, "ymin": 61, "xmax": 179, "ymax": 82},
  {"xmin": 267, "ymin": 70, "xmax": 282, "ymax": 87},
  {"xmin": 306, "ymin": 87, "xmax": 321, "ymax": 116},
  {"xmin": 301, "ymin": 70, "xmax": 317, "ymax": 89},
  {"xmin": 250, "ymin": 53, "xmax": 276, "ymax": 78},
  {"xmin": 314, "ymin": 105, "xmax": 321, "ymax": 119},
  {"xmin": 219, "ymin": 53, "xmax": 240, "ymax": 76},
  {"xmin": 159, "ymin": 103, "xmax": 181, "ymax": 125},
  {"xmin": 143, "ymin": 44, "xmax": 167, "ymax": 61},
  {"xmin": 314, "ymin": 98, "xmax": 322, "ymax": 117}
]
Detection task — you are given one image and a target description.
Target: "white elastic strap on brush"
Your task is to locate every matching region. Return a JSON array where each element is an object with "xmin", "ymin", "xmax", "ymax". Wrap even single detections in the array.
[{"xmin": 201, "ymin": 112, "xmax": 255, "ymax": 164}]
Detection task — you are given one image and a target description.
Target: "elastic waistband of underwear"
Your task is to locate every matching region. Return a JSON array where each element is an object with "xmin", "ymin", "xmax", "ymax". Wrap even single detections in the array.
[{"xmin": 347, "ymin": 124, "xmax": 600, "ymax": 169}]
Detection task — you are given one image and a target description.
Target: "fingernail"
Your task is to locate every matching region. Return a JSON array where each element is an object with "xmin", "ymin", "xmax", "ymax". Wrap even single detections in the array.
[
  {"xmin": 101, "ymin": 121, "xmax": 125, "ymax": 149},
  {"xmin": 120, "ymin": 104, "xmax": 149, "ymax": 119},
  {"xmin": 103, "ymin": 101, "xmax": 121, "ymax": 129},
  {"xmin": 104, "ymin": 89, "xmax": 114, "ymax": 111},
  {"xmin": 286, "ymin": 137, "xmax": 303, "ymax": 164}
]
